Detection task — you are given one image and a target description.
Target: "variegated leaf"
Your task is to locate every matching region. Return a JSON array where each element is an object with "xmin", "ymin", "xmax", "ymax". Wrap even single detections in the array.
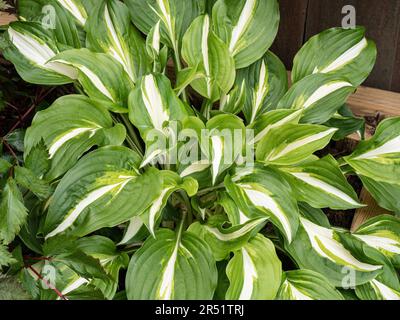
[
  {"xmin": 4, "ymin": 22, "xmax": 78, "ymax": 85},
  {"xmin": 212, "ymin": 0, "xmax": 280, "ymax": 68},
  {"xmin": 24, "ymin": 95, "xmax": 126, "ymax": 180},
  {"xmin": 285, "ymin": 217, "xmax": 382, "ymax": 287},
  {"xmin": 43, "ymin": 146, "xmax": 162, "ymax": 239},
  {"xmin": 219, "ymin": 80, "xmax": 246, "ymax": 115},
  {"xmin": 278, "ymin": 73, "xmax": 355, "ymax": 124},
  {"xmin": 345, "ymin": 117, "xmax": 400, "ymax": 184},
  {"xmin": 236, "ymin": 51, "xmax": 288, "ymax": 123},
  {"xmin": 225, "ymin": 234, "xmax": 282, "ymax": 300},
  {"xmin": 218, "ymin": 192, "xmax": 252, "ymax": 226},
  {"xmin": 353, "ymin": 215, "xmax": 400, "ymax": 268},
  {"xmin": 188, "ymin": 216, "xmax": 267, "ymax": 261},
  {"xmin": 51, "ymin": 49, "xmax": 134, "ymax": 112},
  {"xmin": 182, "ymin": 14, "xmax": 235, "ymax": 101},
  {"xmin": 256, "ymin": 123, "xmax": 337, "ymax": 166},
  {"xmin": 125, "ymin": 0, "xmax": 206, "ymax": 52},
  {"xmin": 86, "ymin": 0, "xmax": 150, "ymax": 83},
  {"xmin": 18, "ymin": 0, "xmax": 84, "ymax": 48},
  {"xmin": 57, "ymin": 0, "xmax": 88, "ymax": 26},
  {"xmin": 225, "ymin": 165, "xmax": 299, "ymax": 243},
  {"xmin": 204, "ymin": 114, "xmax": 245, "ymax": 185},
  {"xmin": 128, "ymin": 73, "xmax": 192, "ymax": 167},
  {"xmin": 277, "ymin": 269, "xmax": 344, "ymax": 300},
  {"xmin": 248, "ymin": 109, "xmax": 303, "ymax": 145},
  {"xmin": 292, "ymin": 27, "xmax": 376, "ymax": 87},
  {"xmin": 76, "ymin": 236, "xmax": 129, "ymax": 300},
  {"xmin": 356, "ymin": 279, "xmax": 400, "ymax": 300},
  {"xmin": 126, "ymin": 228, "xmax": 217, "ymax": 300},
  {"xmin": 140, "ymin": 171, "xmax": 198, "ymax": 237},
  {"xmin": 280, "ymin": 155, "xmax": 364, "ymax": 210}
]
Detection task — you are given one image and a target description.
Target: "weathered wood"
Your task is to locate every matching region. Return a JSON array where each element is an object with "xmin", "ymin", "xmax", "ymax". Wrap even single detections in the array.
[
  {"xmin": 347, "ymin": 86, "xmax": 400, "ymax": 117},
  {"xmin": 271, "ymin": 0, "xmax": 309, "ymax": 69},
  {"xmin": 351, "ymin": 188, "xmax": 393, "ymax": 231},
  {"xmin": 304, "ymin": 0, "xmax": 400, "ymax": 92},
  {"xmin": 0, "ymin": 12, "xmax": 17, "ymax": 26}
]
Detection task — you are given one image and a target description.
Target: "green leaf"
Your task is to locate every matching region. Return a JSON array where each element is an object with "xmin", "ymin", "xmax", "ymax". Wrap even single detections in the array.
[
  {"xmin": 324, "ymin": 105, "xmax": 365, "ymax": 141},
  {"xmin": 0, "ymin": 178, "xmax": 28, "ymax": 244},
  {"xmin": 225, "ymin": 234, "xmax": 282, "ymax": 300},
  {"xmin": 256, "ymin": 123, "xmax": 337, "ymax": 166},
  {"xmin": 292, "ymin": 27, "xmax": 376, "ymax": 87},
  {"xmin": 219, "ymin": 80, "xmax": 246, "ymax": 115},
  {"xmin": 24, "ymin": 139, "xmax": 50, "ymax": 178},
  {"xmin": 278, "ymin": 73, "xmax": 355, "ymax": 124},
  {"xmin": 128, "ymin": 73, "xmax": 191, "ymax": 167},
  {"xmin": 86, "ymin": 0, "xmax": 150, "ymax": 83},
  {"xmin": 356, "ymin": 279, "xmax": 400, "ymax": 300},
  {"xmin": 280, "ymin": 155, "xmax": 363, "ymax": 210},
  {"xmin": 225, "ymin": 165, "xmax": 299, "ymax": 243},
  {"xmin": 353, "ymin": 215, "xmax": 400, "ymax": 268},
  {"xmin": 14, "ymin": 166, "xmax": 52, "ymax": 200},
  {"xmin": 18, "ymin": 0, "xmax": 83, "ymax": 48},
  {"xmin": 0, "ymin": 244, "xmax": 16, "ymax": 268},
  {"xmin": 24, "ymin": 95, "xmax": 126, "ymax": 180},
  {"xmin": 4, "ymin": 129, "xmax": 25, "ymax": 153},
  {"xmin": 205, "ymin": 114, "xmax": 246, "ymax": 185},
  {"xmin": 345, "ymin": 117, "xmax": 400, "ymax": 184},
  {"xmin": 3, "ymin": 22, "xmax": 78, "ymax": 85},
  {"xmin": 212, "ymin": 0, "xmax": 280, "ymax": 68},
  {"xmin": 285, "ymin": 217, "xmax": 383, "ymax": 287},
  {"xmin": 188, "ymin": 216, "xmax": 266, "ymax": 261},
  {"xmin": 129, "ymin": 0, "xmax": 206, "ymax": 46},
  {"xmin": 0, "ymin": 158, "xmax": 12, "ymax": 175},
  {"xmin": 217, "ymin": 191, "xmax": 252, "ymax": 225},
  {"xmin": 237, "ymin": 51, "xmax": 288, "ymax": 123},
  {"xmin": 141, "ymin": 171, "xmax": 198, "ymax": 237},
  {"xmin": 55, "ymin": 250, "xmax": 110, "ymax": 282},
  {"xmin": 43, "ymin": 146, "xmax": 162, "ymax": 239},
  {"xmin": 182, "ymin": 14, "xmax": 235, "ymax": 101},
  {"xmin": 359, "ymin": 176, "xmax": 400, "ymax": 215},
  {"xmin": 248, "ymin": 109, "xmax": 303, "ymax": 145},
  {"xmin": 51, "ymin": 49, "xmax": 134, "ymax": 111},
  {"xmin": 126, "ymin": 228, "xmax": 217, "ymax": 300},
  {"xmin": 76, "ymin": 236, "xmax": 129, "ymax": 299},
  {"xmin": 277, "ymin": 269, "xmax": 344, "ymax": 300},
  {"xmin": 57, "ymin": 0, "xmax": 89, "ymax": 26}
]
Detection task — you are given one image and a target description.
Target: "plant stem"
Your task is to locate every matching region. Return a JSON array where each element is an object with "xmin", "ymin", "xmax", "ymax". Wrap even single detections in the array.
[
  {"xmin": 120, "ymin": 114, "xmax": 144, "ymax": 154},
  {"xmin": 200, "ymin": 99, "xmax": 213, "ymax": 120},
  {"xmin": 111, "ymin": 114, "xmax": 143, "ymax": 156},
  {"xmin": 172, "ymin": 45, "xmax": 189, "ymax": 103},
  {"xmin": 179, "ymin": 190, "xmax": 193, "ymax": 226},
  {"xmin": 27, "ymin": 265, "xmax": 67, "ymax": 300}
]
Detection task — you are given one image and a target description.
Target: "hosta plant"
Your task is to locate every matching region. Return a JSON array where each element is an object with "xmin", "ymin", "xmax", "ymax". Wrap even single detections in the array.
[{"xmin": 1, "ymin": 0, "xmax": 400, "ymax": 300}]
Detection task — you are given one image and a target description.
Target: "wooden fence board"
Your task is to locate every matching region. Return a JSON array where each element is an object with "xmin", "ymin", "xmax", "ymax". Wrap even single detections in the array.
[
  {"xmin": 347, "ymin": 86, "xmax": 400, "ymax": 117},
  {"xmin": 0, "ymin": 12, "xmax": 17, "ymax": 26},
  {"xmin": 271, "ymin": 0, "xmax": 309, "ymax": 69}
]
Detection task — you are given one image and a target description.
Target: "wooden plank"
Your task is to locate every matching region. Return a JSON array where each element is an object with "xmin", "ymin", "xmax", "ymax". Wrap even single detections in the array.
[
  {"xmin": 305, "ymin": 0, "xmax": 400, "ymax": 92},
  {"xmin": 391, "ymin": 20, "xmax": 400, "ymax": 92},
  {"xmin": 351, "ymin": 188, "xmax": 392, "ymax": 232},
  {"xmin": 0, "ymin": 12, "xmax": 17, "ymax": 26},
  {"xmin": 347, "ymin": 86, "xmax": 400, "ymax": 117},
  {"xmin": 271, "ymin": 0, "xmax": 309, "ymax": 70}
]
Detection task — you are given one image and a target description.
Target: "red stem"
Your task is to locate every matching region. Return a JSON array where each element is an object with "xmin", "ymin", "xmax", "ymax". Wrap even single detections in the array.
[
  {"xmin": 5, "ymin": 87, "xmax": 56, "ymax": 136},
  {"xmin": 27, "ymin": 265, "xmax": 68, "ymax": 300}
]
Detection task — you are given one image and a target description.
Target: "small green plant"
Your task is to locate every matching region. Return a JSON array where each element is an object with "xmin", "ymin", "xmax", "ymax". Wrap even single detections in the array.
[{"xmin": 0, "ymin": 0, "xmax": 399, "ymax": 300}]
